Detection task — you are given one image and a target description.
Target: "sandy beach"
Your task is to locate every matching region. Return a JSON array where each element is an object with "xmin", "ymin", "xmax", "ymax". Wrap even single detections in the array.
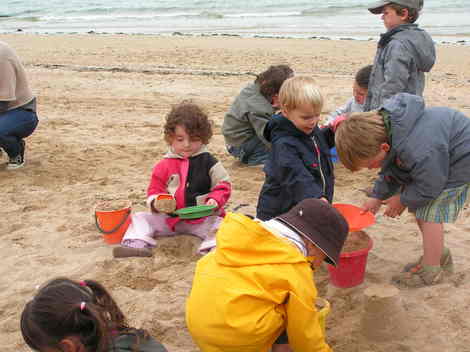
[{"xmin": 1, "ymin": 33, "xmax": 470, "ymax": 352}]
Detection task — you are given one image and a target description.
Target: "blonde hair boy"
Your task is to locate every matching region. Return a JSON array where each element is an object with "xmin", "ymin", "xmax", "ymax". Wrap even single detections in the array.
[
  {"xmin": 256, "ymin": 75, "xmax": 336, "ymax": 223},
  {"xmin": 279, "ymin": 76, "xmax": 323, "ymax": 114}
]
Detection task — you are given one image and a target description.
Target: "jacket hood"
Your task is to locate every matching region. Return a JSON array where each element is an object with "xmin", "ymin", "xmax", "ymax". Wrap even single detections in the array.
[
  {"xmin": 385, "ymin": 24, "xmax": 435, "ymax": 72},
  {"xmin": 264, "ymin": 113, "xmax": 316, "ymax": 143},
  {"xmin": 381, "ymin": 93, "xmax": 425, "ymax": 149},
  {"xmin": 215, "ymin": 213, "xmax": 308, "ymax": 267},
  {"xmin": 164, "ymin": 144, "xmax": 209, "ymax": 159}
]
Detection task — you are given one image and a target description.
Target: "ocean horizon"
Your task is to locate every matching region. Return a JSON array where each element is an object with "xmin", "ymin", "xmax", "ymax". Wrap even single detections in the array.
[{"xmin": 1, "ymin": 0, "xmax": 469, "ymax": 44}]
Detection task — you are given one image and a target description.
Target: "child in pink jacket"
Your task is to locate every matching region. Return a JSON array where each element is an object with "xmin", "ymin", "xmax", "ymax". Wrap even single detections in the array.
[{"xmin": 114, "ymin": 101, "xmax": 231, "ymax": 258}]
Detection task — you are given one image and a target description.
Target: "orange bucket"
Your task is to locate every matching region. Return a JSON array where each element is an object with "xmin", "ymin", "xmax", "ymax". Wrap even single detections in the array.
[{"xmin": 94, "ymin": 201, "xmax": 132, "ymax": 245}]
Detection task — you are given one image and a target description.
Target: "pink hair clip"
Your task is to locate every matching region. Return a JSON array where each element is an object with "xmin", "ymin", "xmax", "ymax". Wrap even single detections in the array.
[
  {"xmin": 80, "ymin": 302, "xmax": 86, "ymax": 311},
  {"xmin": 79, "ymin": 281, "xmax": 87, "ymax": 287}
]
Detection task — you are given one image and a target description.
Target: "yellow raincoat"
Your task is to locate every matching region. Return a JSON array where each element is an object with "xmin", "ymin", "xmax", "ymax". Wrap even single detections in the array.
[{"xmin": 186, "ymin": 213, "xmax": 332, "ymax": 352}]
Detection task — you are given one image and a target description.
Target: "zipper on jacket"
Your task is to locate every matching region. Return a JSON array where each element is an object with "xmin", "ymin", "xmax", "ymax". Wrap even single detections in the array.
[{"xmin": 311, "ymin": 136, "xmax": 326, "ymax": 195}]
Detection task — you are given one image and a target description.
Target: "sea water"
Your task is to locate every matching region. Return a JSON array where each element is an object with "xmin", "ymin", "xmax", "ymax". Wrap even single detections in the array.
[{"xmin": 1, "ymin": 0, "xmax": 469, "ymax": 43}]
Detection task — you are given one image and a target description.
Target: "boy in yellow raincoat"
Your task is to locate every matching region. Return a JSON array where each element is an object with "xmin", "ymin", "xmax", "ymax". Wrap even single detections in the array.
[{"xmin": 186, "ymin": 198, "xmax": 348, "ymax": 352}]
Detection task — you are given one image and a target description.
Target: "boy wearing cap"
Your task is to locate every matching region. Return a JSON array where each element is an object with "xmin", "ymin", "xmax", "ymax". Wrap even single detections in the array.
[
  {"xmin": 186, "ymin": 198, "xmax": 348, "ymax": 352},
  {"xmin": 335, "ymin": 93, "xmax": 470, "ymax": 288},
  {"xmin": 364, "ymin": 0, "xmax": 435, "ymax": 111}
]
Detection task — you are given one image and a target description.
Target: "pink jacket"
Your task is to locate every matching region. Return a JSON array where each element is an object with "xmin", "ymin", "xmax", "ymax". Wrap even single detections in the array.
[{"xmin": 147, "ymin": 146, "xmax": 231, "ymax": 230}]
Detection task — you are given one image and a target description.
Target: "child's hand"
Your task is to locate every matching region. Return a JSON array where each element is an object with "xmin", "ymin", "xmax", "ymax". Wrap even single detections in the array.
[
  {"xmin": 153, "ymin": 198, "xmax": 177, "ymax": 214},
  {"xmin": 329, "ymin": 114, "xmax": 347, "ymax": 133},
  {"xmin": 206, "ymin": 198, "xmax": 218, "ymax": 207},
  {"xmin": 362, "ymin": 197, "xmax": 382, "ymax": 214},
  {"xmin": 383, "ymin": 194, "xmax": 406, "ymax": 218}
]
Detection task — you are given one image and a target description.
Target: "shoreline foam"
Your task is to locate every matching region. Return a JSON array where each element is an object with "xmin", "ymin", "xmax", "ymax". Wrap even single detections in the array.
[{"xmin": 3, "ymin": 29, "xmax": 470, "ymax": 46}]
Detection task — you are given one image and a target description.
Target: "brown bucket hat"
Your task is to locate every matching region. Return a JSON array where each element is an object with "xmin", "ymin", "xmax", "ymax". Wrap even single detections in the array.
[
  {"xmin": 276, "ymin": 198, "xmax": 349, "ymax": 266},
  {"xmin": 368, "ymin": 0, "xmax": 423, "ymax": 14}
]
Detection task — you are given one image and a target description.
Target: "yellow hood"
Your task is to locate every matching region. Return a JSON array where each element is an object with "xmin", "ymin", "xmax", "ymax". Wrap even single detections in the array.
[{"xmin": 215, "ymin": 213, "xmax": 308, "ymax": 267}]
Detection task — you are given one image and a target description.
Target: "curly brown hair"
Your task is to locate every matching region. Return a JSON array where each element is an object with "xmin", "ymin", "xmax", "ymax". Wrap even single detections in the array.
[
  {"xmin": 255, "ymin": 65, "xmax": 294, "ymax": 101},
  {"xmin": 164, "ymin": 101, "xmax": 213, "ymax": 145}
]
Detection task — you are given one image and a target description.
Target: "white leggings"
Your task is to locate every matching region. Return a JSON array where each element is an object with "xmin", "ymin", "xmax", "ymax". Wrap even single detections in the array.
[{"xmin": 122, "ymin": 212, "xmax": 222, "ymax": 253}]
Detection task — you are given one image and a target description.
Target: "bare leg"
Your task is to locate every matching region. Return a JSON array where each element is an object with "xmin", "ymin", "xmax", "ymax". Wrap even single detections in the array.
[
  {"xmin": 416, "ymin": 218, "xmax": 444, "ymax": 266},
  {"xmin": 272, "ymin": 344, "xmax": 292, "ymax": 352}
]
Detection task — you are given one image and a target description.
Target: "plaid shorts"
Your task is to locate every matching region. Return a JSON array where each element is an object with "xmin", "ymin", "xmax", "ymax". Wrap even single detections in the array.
[{"xmin": 415, "ymin": 183, "xmax": 470, "ymax": 223}]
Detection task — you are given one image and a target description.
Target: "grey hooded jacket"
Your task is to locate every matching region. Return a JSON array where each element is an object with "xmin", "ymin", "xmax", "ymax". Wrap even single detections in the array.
[
  {"xmin": 372, "ymin": 93, "xmax": 470, "ymax": 211},
  {"xmin": 364, "ymin": 24, "xmax": 435, "ymax": 111},
  {"xmin": 222, "ymin": 82, "xmax": 274, "ymax": 147}
]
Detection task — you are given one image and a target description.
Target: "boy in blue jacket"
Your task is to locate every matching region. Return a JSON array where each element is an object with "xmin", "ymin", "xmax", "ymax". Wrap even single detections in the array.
[
  {"xmin": 335, "ymin": 93, "xmax": 470, "ymax": 288},
  {"xmin": 256, "ymin": 76, "xmax": 335, "ymax": 221}
]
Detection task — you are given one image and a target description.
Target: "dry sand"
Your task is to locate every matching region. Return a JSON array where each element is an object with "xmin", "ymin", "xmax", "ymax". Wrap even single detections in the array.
[{"xmin": 1, "ymin": 33, "xmax": 470, "ymax": 352}]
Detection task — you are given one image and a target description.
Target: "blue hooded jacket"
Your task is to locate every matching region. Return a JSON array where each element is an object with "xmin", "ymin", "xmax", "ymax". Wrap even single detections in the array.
[{"xmin": 256, "ymin": 114, "xmax": 335, "ymax": 220}]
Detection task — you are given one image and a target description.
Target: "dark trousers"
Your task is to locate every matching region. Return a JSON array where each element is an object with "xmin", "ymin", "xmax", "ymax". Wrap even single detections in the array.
[
  {"xmin": 227, "ymin": 135, "xmax": 269, "ymax": 166},
  {"xmin": 0, "ymin": 107, "xmax": 38, "ymax": 157}
]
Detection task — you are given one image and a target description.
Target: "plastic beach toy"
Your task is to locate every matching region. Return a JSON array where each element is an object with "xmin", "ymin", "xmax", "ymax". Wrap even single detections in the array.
[
  {"xmin": 94, "ymin": 201, "xmax": 132, "ymax": 245},
  {"xmin": 155, "ymin": 194, "xmax": 177, "ymax": 213},
  {"xmin": 174, "ymin": 204, "xmax": 217, "ymax": 219},
  {"xmin": 333, "ymin": 203, "xmax": 375, "ymax": 232},
  {"xmin": 330, "ymin": 147, "xmax": 338, "ymax": 163},
  {"xmin": 316, "ymin": 297, "xmax": 331, "ymax": 335}
]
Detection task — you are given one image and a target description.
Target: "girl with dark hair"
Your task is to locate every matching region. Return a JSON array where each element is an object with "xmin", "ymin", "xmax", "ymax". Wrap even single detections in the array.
[{"xmin": 20, "ymin": 277, "xmax": 167, "ymax": 352}]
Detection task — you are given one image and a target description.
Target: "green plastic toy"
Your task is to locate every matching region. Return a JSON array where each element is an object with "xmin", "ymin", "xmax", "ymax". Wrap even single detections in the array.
[{"xmin": 174, "ymin": 204, "xmax": 217, "ymax": 219}]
